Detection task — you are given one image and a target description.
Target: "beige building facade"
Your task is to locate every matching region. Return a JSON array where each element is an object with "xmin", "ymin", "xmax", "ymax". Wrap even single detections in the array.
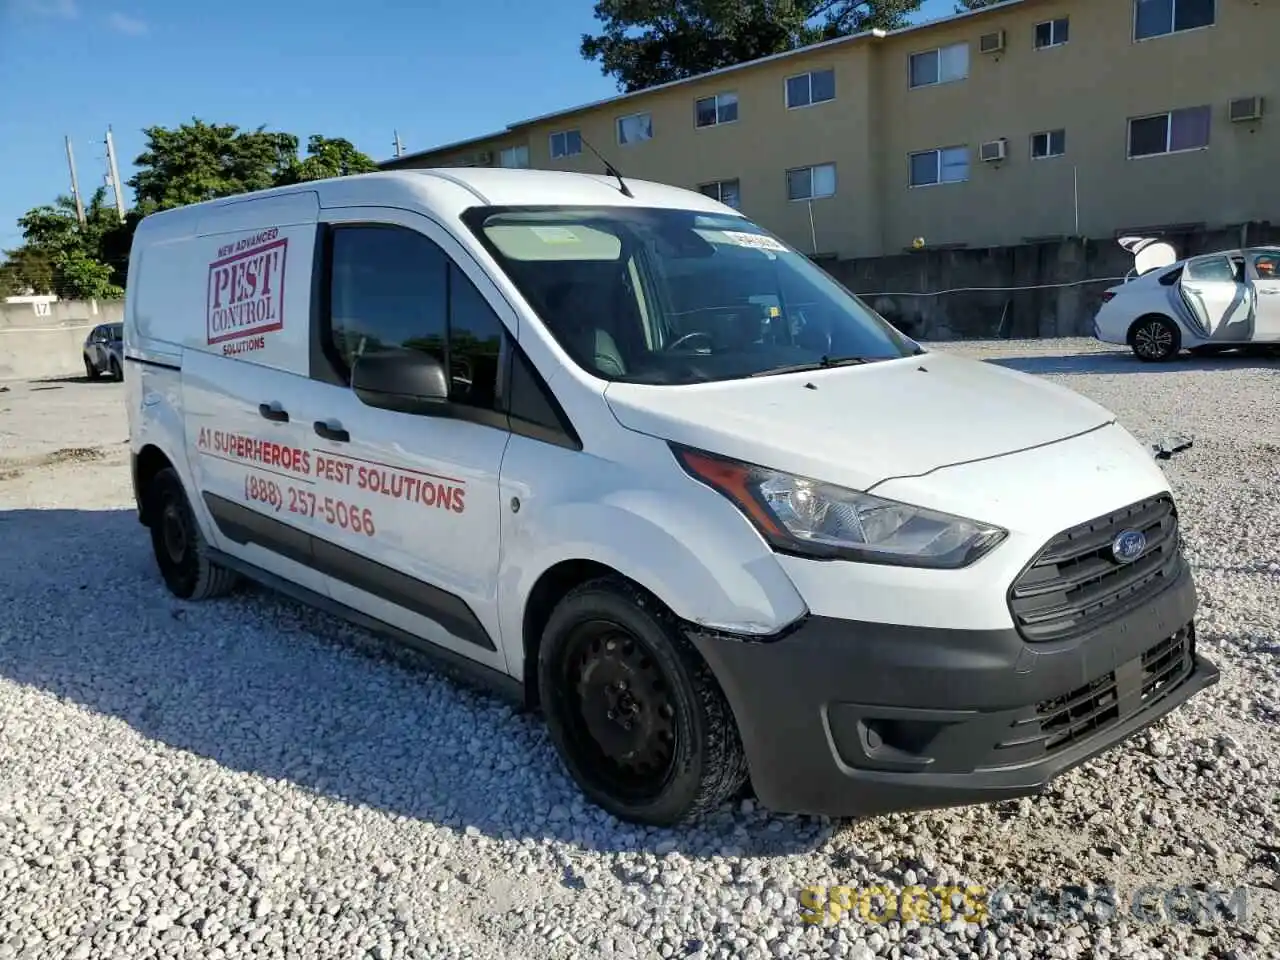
[{"xmin": 381, "ymin": 0, "xmax": 1279, "ymax": 260}]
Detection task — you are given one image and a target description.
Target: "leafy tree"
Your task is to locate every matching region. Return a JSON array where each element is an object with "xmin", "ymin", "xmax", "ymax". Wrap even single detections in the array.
[
  {"xmin": 1, "ymin": 189, "xmax": 126, "ymax": 299},
  {"xmin": 130, "ymin": 120, "xmax": 300, "ymax": 213},
  {"xmin": 2, "ymin": 120, "xmax": 378, "ymax": 299},
  {"xmin": 953, "ymin": 0, "xmax": 998, "ymax": 9},
  {"xmin": 581, "ymin": 0, "xmax": 927, "ymax": 92},
  {"xmin": 284, "ymin": 136, "xmax": 380, "ymax": 184}
]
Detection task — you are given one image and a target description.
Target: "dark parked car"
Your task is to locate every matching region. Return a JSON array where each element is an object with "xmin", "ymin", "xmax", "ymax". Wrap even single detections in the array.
[{"xmin": 83, "ymin": 322, "xmax": 123, "ymax": 380}]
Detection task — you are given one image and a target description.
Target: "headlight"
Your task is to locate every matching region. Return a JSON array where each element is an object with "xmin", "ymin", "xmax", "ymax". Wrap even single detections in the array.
[{"xmin": 672, "ymin": 445, "xmax": 1007, "ymax": 569}]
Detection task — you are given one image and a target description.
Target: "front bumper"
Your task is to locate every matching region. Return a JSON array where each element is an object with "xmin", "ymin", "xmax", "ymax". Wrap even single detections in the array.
[{"xmin": 688, "ymin": 561, "xmax": 1217, "ymax": 818}]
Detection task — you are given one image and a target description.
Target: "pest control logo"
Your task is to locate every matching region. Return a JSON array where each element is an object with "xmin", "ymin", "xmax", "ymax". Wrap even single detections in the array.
[
  {"xmin": 1110, "ymin": 529, "xmax": 1147, "ymax": 564},
  {"xmin": 206, "ymin": 229, "xmax": 288, "ymax": 345}
]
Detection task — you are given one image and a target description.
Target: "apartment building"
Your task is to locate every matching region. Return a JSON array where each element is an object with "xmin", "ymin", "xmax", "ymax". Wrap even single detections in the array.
[{"xmin": 381, "ymin": 0, "xmax": 1279, "ymax": 260}]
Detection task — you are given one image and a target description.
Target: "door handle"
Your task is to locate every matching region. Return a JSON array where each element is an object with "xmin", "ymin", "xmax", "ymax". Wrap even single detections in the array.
[
  {"xmin": 258, "ymin": 402, "xmax": 289, "ymax": 422},
  {"xmin": 314, "ymin": 420, "xmax": 350, "ymax": 443}
]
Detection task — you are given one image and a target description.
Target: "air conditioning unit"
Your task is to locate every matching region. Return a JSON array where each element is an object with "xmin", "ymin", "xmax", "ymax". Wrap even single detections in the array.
[
  {"xmin": 1229, "ymin": 96, "xmax": 1263, "ymax": 122},
  {"xmin": 979, "ymin": 30, "xmax": 1006, "ymax": 54},
  {"xmin": 980, "ymin": 138, "xmax": 1008, "ymax": 162}
]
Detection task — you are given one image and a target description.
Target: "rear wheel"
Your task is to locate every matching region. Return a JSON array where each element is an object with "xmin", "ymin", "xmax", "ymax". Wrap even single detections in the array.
[
  {"xmin": 537, "ymin": 577, "xmax": 748, "ymax": 826},
  {"xmin": 83, "ymin": 355, "xmax": 98, "ymax": 379},
  {"xmin": 144, "ymin": 467, "xmax": 238, "ymax": 600},
  {"xmin": 1129, "ymin": 316, "xmax": 1181, "ymax": 362}
]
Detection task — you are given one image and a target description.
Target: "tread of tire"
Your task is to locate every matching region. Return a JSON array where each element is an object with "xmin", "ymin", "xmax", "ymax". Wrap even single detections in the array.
[
  {"xmin": 151, "ymin": 467, "xmax": 238, "ymax": 601},
  {"xmin": 561, "ymin": 575, "xmax": 749, "ymax": 824}
]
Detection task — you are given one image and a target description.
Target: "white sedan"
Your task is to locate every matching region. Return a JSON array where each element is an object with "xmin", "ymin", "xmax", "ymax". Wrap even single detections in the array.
[{"xmin": 1093, "ymin": 238, "xmax": 1280, "ymax": 361}]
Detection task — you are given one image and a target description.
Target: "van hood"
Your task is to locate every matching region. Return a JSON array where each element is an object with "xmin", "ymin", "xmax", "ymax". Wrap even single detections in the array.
[{"xmin": 604, "ymin": 351, "xmax": 1116, "ymax": 492}]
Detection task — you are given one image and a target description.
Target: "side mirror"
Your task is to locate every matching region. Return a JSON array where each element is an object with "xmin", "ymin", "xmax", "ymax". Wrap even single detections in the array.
[{"xmin": 350, "ymin": 351, "xmax": 449, "ymax": 415}]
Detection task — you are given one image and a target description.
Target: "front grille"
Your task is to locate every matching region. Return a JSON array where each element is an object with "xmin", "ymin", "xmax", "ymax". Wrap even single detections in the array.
[
  {"xmin": 1009, "ymin": 495, "xmax": 1182, "ymax": 644},
  {"xmin": 995, "ymin": 627, "xmax": 1194, "ymax": 758}
]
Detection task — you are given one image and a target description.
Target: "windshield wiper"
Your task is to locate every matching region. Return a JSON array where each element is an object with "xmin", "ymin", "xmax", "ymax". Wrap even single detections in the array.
[{"xmin": 750, "ymin": 355, "xmax": 874, "ymax": 377}]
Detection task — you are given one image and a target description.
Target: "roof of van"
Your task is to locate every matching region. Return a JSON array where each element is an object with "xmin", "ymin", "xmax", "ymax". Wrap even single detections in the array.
[{"xmin": 136, "ymin": 168, "xmax": 738, "ymax": 233}]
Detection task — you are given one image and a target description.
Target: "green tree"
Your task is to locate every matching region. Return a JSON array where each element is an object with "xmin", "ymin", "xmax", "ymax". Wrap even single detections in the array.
[
  {"xmin": 581, "ymin": 0, "xmax": 927, "ymax": 92},
  {"xmin": 130, "ymin": 119, "xmax": 300, "ymax": 213},
  {"xmin": 1, "ymin": 188, "xmax": 126, "ymax": 299},
  {"xmin": 2, "ymin": 120, "xmax": 378, "ymax": 300},
  {"xmin": 283, "ymin": 136, "xmax": 380, "ymax": 184},
  {"xmin": 953, "ymin": 0, "xmax": 998, "ymax": 10}
]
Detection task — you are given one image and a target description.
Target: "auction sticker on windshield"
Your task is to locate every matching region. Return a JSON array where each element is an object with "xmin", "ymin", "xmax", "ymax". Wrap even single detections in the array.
[{"xmin": 720, "ymin": 231, "xmax": 789, "ymax": 252}]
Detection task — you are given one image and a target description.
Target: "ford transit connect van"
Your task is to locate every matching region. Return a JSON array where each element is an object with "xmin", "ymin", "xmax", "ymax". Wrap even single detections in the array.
[{"xmin": 124, "ymin": 169, "xmax": 1217, "ymax": 826}]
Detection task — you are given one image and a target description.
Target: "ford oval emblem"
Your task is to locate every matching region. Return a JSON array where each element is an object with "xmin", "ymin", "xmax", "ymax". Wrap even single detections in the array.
[{"xmin": 1111, "ymin": 529, "xmax": 1147, "ymax": 564}]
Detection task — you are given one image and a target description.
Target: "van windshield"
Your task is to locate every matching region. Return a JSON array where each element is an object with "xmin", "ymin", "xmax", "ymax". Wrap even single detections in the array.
[{"xmin": 463, "ymin": 206, "xmax": 917, "ymax": 384}]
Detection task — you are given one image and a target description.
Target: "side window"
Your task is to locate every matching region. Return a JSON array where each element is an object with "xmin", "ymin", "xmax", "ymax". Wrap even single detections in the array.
[
  {"xmin": 447, "ymin": 264, "xmax": 504, "ymax": 410},
  {"xmin": 325, "ymin": 224, "xmax": 507, "ymax": 414},
  {"xmin": 328, "ymin": 225, "xmax": 447, "ymax": 370},
  {"xmin": 1184, "ymin": 256, "xmax": 1236, "ymax": 284},
  {"xmin": 1252, "ymin": 252, "xmax": 1280, "ymax": 280}
]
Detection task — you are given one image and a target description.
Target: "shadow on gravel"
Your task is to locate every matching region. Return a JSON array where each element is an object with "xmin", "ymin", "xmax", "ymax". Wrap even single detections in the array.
[
  {"xmin": 0, "ymin": 507, "xmax": 832, "ymax": 859},
  {"xmin": 986, "ymin": 351, "xmax": 1280, "ymax": 376}
]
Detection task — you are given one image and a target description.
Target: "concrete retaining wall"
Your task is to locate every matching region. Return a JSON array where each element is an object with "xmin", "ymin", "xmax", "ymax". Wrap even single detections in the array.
[
  {"xmin": 0, "ymin": 300, "xmax": 125, "ymax": 381},
  {"xmin": 827, "ymin": 221, "xmax": 1279, "ymax": 340}
]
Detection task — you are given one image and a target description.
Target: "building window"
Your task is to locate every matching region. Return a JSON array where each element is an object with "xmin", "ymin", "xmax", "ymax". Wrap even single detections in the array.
[
  {"xmin": 1134, "ymin": 0, "xmax": 1214, "ymax": 40},
  {"xmin": 785, "ymin": 69, "xmax": 835, "ymax": 108},
  {"xmin": 549, "ymin": 130, "xmax": 582, "ymax": 159},
  {"xmin": 1035, "ymin": 17, "xmax": 1069, "ymax": 48},
  {"xmin": 1128, "ymin": 106, "xmax": 1211, "ymax": 157},
  {"xmin": 498, "ymin": 145, "xmax": 530, "ymax": 168},
  {"xmin": 786, "ymin": 163, "xmax": 836, "ymax": 201},
  {"xmin": 695, "ymin": 92, "xmax": 738, "ymax": 128},
  {"xmin": 617, "ymin": 112, "xmax": 653, "ymax": 145},
  {"xmin": 1031, "ymin": 129, "xmax": 1066, "ymax": 159},
  {"xmin": 699, "ymin": 179, "xmax": 741, "ymax": 209},
  {"xmin": 909, "ymin": 146, "xmax": 969, "ymax": 186},
  {"xmin": 909, "ymin": 42, "xmax": 969, "ymax": 88}
]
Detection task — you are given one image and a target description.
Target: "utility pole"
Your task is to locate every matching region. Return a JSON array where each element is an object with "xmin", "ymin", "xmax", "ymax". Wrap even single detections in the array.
[
  {"xmin": 104, "ymin": 125, "xmax": 126, "ymax": 222},
  {"xmin": 393, "ymin": 130, "xmax": 404, "ymax": 158},
  {"xmin": 65, "ymin": 136, "xmax": 86, "ymax": 226}
]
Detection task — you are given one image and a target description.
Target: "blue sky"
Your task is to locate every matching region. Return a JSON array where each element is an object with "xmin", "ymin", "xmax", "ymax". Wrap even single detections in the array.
[{"xmin": 0, "ymin": 0, "xmax": 954, "ymax": 250}]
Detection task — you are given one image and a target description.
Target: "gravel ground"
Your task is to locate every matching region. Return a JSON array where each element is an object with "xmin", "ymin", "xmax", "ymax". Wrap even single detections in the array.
[{"xmin": 0, "ymin": 342, "xmax": 1277, "ymax": 960}]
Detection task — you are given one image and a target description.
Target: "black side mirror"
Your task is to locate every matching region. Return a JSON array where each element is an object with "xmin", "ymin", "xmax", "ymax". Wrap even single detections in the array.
[{"xmin": 350, "ymin": 351, "xmax": 449, "ymax": 415}]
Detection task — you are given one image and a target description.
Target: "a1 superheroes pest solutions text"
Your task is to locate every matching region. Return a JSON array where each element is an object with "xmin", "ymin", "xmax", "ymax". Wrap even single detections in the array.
[{"xmin": 196, "ymin": 429, "xmax": 467, "ymax": 538}]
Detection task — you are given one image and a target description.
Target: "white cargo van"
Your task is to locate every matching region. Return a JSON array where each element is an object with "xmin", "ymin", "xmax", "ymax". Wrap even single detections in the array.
[{"xmin": 124, "ymin": 169, "xmax": 1217, "ymax": 826}]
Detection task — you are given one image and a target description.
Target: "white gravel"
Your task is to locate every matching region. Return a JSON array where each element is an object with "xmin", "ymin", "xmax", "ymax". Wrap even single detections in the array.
[{"xmin": 1, "ymin": 342, "xmax": 1277, "ymax": 960}]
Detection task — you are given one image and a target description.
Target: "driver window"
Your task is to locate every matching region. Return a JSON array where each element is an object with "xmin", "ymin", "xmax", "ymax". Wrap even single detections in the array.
[
  {"xmin": 1252, "ymin": 252, "xmax": 1280, "ymax": 280},
  {"xmin": 325, "ymin": 224, "xmax": 504, "ymax": 413}
]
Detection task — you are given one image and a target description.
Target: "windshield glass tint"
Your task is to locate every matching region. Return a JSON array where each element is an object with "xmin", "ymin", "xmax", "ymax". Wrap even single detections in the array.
[{"xmin": 465, "ymin": 207, "xmax": 916, "ymax": 384}]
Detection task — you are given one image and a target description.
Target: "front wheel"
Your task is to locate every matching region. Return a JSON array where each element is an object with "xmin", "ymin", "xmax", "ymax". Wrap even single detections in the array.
[
  {"xmin": 538, "ymin": 577, "xmax": 748, "ymax": 826},
  {"xmin": 1130, "ymin": 316, "xmax": 1181, "ymax": 362},
  {"xmin": 83, "ymin": 355, "xmax": 98, "ymax": 379},
  {"xmin": 109, "ymin": 357, "xmax": 123, "ymax": 381},
  {"xmin": 144, "ymin": 467, "xmax": 238, "ymax": 600}
]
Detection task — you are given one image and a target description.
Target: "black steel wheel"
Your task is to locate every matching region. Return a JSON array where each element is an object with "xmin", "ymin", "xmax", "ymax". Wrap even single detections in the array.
[
  {"xmin": 538, "ymin": 577, "xmax": 747, "ymax": 826},
  {"xmin": 1129, "ymin": 315, "xmax": 1181, "ymax": 362},
  {"xmin": 144, "ymin": 467, "xmax": 238, "ymax": 600}
]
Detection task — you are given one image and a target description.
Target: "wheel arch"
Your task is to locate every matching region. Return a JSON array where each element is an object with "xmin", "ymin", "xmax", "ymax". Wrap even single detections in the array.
[
  {"xmin": 133, "ymin": 443, "xmax": 176, "ymax": 526},
  {"xmin": 520, "ymin": 559, "xmax": 635, "ymax": 710}
]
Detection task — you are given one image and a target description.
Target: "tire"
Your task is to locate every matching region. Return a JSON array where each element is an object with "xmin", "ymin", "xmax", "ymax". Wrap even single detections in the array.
[
  {"xmin": 144, "ymin": 467, "xmax": 238, "ymax": 600},
  {"xmin": 1129, "ymin": 315, "xmax": 1181, "ymax": 362},
  {"xmin": 109, "ymin": 357, "xmax": 123, "ymax": 381},
  {"xmin": 83, "ymin": 355, "xmax": 98, "ymax": 379},
  {"xmin": 537, "ymin": 576, "xmax": 748, "ymax": 826}
]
